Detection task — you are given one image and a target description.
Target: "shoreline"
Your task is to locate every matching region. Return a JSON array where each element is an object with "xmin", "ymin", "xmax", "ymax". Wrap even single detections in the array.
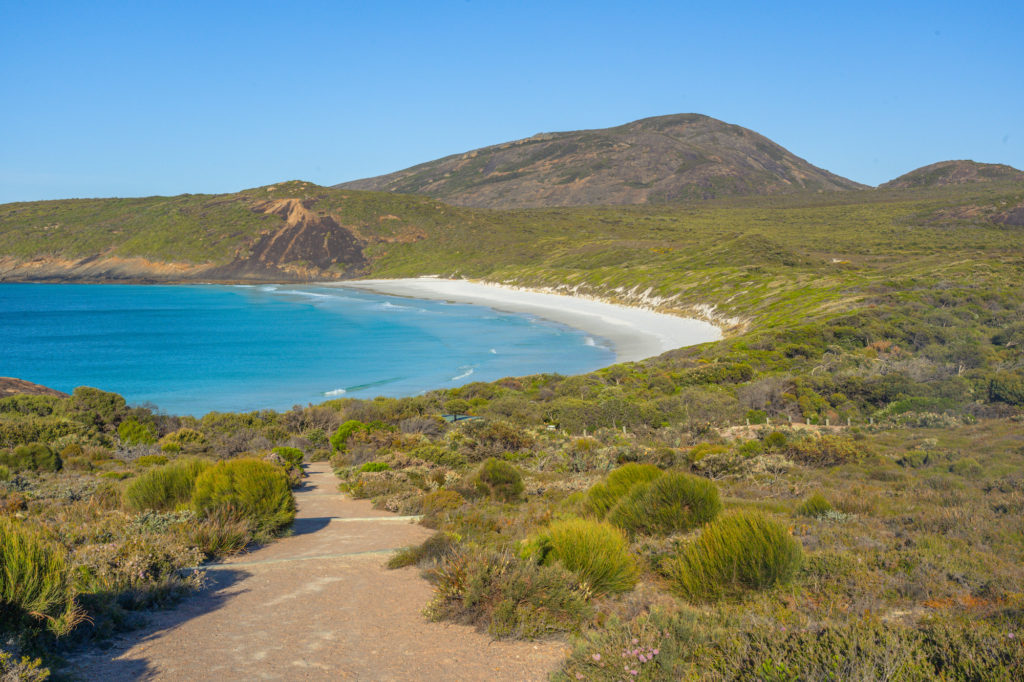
[{"xmin": 327, "ymin": 277, "xmax": 722, "ymax": 363}]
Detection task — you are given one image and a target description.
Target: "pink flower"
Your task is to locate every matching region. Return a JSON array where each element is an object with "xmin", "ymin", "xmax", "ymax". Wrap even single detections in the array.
[
  {"xmin": 592, "ymin": 653, "xmax": 601, "ymax": 661},
  {"xmin": 630, "ymin": 670, "xmax": 639, "ymax": 676},
  {"xmin": 652, "ymin": 649, "xmax": 659, "ymax": 656},
  {"xmin": 575, "ymin": 674, "xmax": 584, "ymax": 680},
  {"xmin": 632, "ymin": 638, "xmax": 639, "ymax": 644}
]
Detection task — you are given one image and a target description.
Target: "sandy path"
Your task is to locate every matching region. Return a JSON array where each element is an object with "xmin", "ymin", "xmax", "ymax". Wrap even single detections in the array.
[{"xmin": 68, "ymin": 463, "xmax": 566, "ymax": 680}]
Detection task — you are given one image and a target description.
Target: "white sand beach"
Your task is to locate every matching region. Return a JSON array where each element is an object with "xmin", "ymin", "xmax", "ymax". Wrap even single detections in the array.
[{"xmin": 329, "ymin": 277, "xmax": 721, "ymax": 363}]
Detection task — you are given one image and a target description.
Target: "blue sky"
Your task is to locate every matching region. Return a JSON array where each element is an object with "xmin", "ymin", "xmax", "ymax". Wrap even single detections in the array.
[{"xmin": 1, "ymin": 0, "xmax": 1022, "ymax": 203}]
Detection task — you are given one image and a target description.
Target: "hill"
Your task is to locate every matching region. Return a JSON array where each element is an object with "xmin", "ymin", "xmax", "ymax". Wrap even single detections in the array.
[
  {"xmin": 0, "ymin": 181, "xmax": 466, "ymax": 282},
  {"xmin": 0, "ymin": 377, "xmax": 67, "ymax": 398},
  {"xmin": 335, "ymin": 114, "xmax": 867, "ymax": 208},
  {"xmin": 880, "ymin": 160, "xmax": 1024, "ymax": 189}
]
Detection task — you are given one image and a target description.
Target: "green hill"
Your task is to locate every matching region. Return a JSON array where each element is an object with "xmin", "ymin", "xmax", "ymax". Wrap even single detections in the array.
[
  {"xmin": 335, "ymin": 113, "xmax": 867, "ymax": 208},
  {"xmin": 880, "ymin": 160, "xmax": 1024, "ymax": 189}
]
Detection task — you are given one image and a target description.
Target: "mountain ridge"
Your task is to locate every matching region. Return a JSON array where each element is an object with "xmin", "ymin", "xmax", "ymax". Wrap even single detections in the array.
[{"xmin": 336, "ymin": 113, "xmax": 868, "ymax": 208}]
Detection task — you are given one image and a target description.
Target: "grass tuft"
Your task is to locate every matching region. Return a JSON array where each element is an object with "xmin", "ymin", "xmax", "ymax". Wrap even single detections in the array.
[{"xmin": 666, "ymin": 510, "xmax": 802, "ymax": 601}]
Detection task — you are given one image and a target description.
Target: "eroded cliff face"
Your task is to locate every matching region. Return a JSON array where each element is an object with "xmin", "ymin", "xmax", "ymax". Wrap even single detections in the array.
[{"xmin": 205, "ymin": 198, "xmax": 367, "ymax": 280}]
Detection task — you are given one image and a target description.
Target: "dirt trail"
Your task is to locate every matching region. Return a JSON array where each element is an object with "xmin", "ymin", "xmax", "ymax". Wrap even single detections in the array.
[{"xmin": 69, "ymin": 463, "xmax": 566, "ymax": 680}]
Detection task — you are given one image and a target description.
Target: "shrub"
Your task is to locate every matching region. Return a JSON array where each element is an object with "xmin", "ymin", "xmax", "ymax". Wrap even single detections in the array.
[
  {"xmin": 125, "ymin": 458, "xmax": 211, "ymax": 512},
  {"xmin": 0, "ymin": 651, "xmax": 50, "ymax": 681},
  {"xmin": 135, "ymin": 454, "xmax": 168, "ymax": 467},
  {"xmin": 387, "ymin": 531, "xmax": 457, "ymax": 569},
  {"xmin": 586, "ymin": 463, "xmax": 663, "ymax": 517},
  {"xmin": 471, "ymin": 458, "xmax": 524, "ymax": 502},
  {"xmin": 117, "ymin": 418, "xmax": 157, "ymax": 445},
  {"xmin": 360, "ymin": 461, "xmax": 391, "ymax": 473},
  {"xmin": 0, "ymin": 518, "xmax": 83, "ymax": 636},
  {"xmin": 421, "ymin": 489, "xmax": 465, "ymax": 517},
  {"xmin": 522, "ymin": 518, "xmax": 637, "ymax": 597},
  {"xmin": 425, "ymin": 548, "xmax": 591, "ymax": 639},
  {"xmin": 796, "ymin": 493, "xmax": 833, "ymax": 518},
  {"xmin": 666, "ymin": 511, "xmax": 802, "ymax": 601},
  {"xmin": 191, "ymin": 458, "xmax": 295, "ymax": 535},
  {"xmin": 330, "ymin": 420, "xmax": 365, "ymax": 452},
  {"xmin": 786, "ymin": 435, "xmax": 870, "ymax": 467},
  {"xmin": 764, "ymin": 430, "xmax": 788, "ymax": 449},
  {"xmin": 272, "ymin": 446, "xmax": 305, "ymax": 469},
  {"xmin": 181, "ymin": 508, "xmax": 255, "ymax": 559},
  {"xmin": 159, "ymin": 428, "xmax": 207, "ymax": 453},
  {"xmin": 608, "ymin": 472, "xmax": 721, "ymax": 537},
  {"xmin": 0, "ymin": 465, "xmax": 8, "ymax": 482},
  {"xmin": 0, "ymin": 444, "xmax": 62, "ymax": 473},
  {"xmin": 949, "ymin": 457, "xmax": 983, "ymax": 478}
]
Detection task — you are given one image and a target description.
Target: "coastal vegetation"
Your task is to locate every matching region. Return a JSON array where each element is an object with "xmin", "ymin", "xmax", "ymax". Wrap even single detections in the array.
[{"xmin": 1, "ymin": 170, "xmax": 1023, "ymax": 677}]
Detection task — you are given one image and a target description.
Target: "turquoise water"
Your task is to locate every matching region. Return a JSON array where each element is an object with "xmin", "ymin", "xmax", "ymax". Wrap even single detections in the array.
[{"xmin": 0, "ymin": 283, "xmax": 614, "ymax": 415}]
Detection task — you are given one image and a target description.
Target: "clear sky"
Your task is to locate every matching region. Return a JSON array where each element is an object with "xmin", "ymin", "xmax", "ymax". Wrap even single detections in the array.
[{"xmin": 1, "ymin": 0, "xmax": 1022, "ymax": 203}]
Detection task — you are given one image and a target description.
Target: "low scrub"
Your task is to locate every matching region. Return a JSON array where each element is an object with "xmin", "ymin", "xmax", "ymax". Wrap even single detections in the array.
[
  {"xmin": 191, "ymin": 458, "xmax": 295, "ymax": 534},
  {"xmin": 471, "ymin": 458, "xmax": 524, "ymax": 502},
  {"xmin": 787, "ymin": 435, "xmax": 871, "ymax": 467},
  {"xmin": 666, "ymin": 511, "xmax": 802, "ymax": 601},
  {"xmin": 0, "ymin": 443, "xmax": 62, "ymax": 473},
  {"xmin": 181, "ymin": 508, "xmax": 255, "ymax": 558},
  {"xmin": 522, "ymin": 518, "xmax": 637, "ymax": 597},
  {"xmin": 608, "ymin": 472, "xmax": 721, "ymax": 537},
  {"xmin": 586, "ymin": 463, "xmax": 662, "ymax": 517},
  {"xmin": 426, "ymin": 548, "xmax": 591, "ymax": 639},
  {"xmin": 796, "ymin": 493, "xmax": 833, "ymax": 518},
  {"xmin": 0, "ymin": 518, "xmax": 83, "ymax": 636},
  {"xmin": 271, "ymin": 446, "xmax": 305, "ymax": 469},
  {"xmin": 387, "ymin": 531, "xmax": 458, "ymax": 569},
  {"xmin": 124, "ymin": 458, "xmax": 211, "ymax": 512}
]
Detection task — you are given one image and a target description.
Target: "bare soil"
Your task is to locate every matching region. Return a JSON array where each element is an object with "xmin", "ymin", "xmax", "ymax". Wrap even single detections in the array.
[{"xmin": 68, "ymin": 463, "xmax": 566, "ymax": 680}]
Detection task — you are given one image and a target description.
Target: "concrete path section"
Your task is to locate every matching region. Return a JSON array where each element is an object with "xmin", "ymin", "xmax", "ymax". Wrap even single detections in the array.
[{"xmin": 68, "ymin": 462, "xmax": 566, "ymax": 681}]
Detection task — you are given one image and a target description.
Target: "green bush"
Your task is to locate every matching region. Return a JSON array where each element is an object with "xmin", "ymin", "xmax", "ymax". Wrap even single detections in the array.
[
  {"xmin": 523, "ymin": 518, "xmax": 637, "ymax": 597},
  {"xmin": 796, "ymin": 493, "xmax": 833, "ymax": 518},
  {"xmin": 471, "ymin": 458, "xmax": 524, "ymax": 502},
  {"xmin": 426, "ymin": 548, "xmax": 591, "ymax": 639},
  {"xmin": 608, "ymin": 472, "xmax": 721, "ymax": 537},
  {"xmin": 117, "ymin": 418, "xmax": 157, "ymax": 445},
  {"xmin": 0, "ymin": 650, "xmax": 50, "ymax": 682},
  {"xmin": 135, "ymin": 454, "xmax": 168, "ymax": 467},
  {"xmin": 667, "ymin": 511, "xmax": 802, "ymax": 601},
  {"xmin": 786, "ymin": 435, "xmax": 870, "ymax": 467},
  {"xmin": 125, "ymin": 458, "xmax": 211, "ymax": 512},
  {"xmin": 764, "ymin": 430, "xmax": 788, "ymax": 449},
  {"xmin": 0, "ymin": 465, "xmax": 8, "ymax": 482},
  {"xmin": 421, "ymin": 489, "xmax": 465, "ymax": 517},
  {"xmin": 191, "ymin": 458, "xmax": 295, "ymax": 534},
  {"xmin": 359, "ymin": 461, "xmax": 391, "ymax": 472},
  {"xmin": 586, "ymin": 463, "xmax": 663, "ymax": 516},
  {"xmin": 0, "ymin": 518, "xmax": 83, "ymax": 636},
  {"xmin": 330, "ymin": 420, "xmax": 365, "ymax": 452},
  {"xmin": 0, "ymin": 443, "xmax": 62, "ymax": 473},
  {"xmin": 272, "ymin": 446, "xmax": 305, "ymax": 469}
]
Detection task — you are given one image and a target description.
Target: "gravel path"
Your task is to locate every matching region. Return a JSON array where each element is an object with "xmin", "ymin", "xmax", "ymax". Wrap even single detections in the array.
[{"xmin": 68, "ymin": 463, "xmax": 566, "ymax": 680}]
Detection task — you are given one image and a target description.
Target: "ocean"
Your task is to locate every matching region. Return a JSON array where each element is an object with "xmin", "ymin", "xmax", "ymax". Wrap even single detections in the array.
[{"xmin": 0, "ymin": 283, "xmax": 614, "ymax": 415}]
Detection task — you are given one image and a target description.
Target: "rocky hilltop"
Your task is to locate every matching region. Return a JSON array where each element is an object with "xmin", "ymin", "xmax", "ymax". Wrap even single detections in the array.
[
  {"xmin": 880, "ymin": 160, "xmax": 1024, "ymax": 189},
  {"xmin": 336, "ymin": 114, "xmax": 867, "ymax": 208}
]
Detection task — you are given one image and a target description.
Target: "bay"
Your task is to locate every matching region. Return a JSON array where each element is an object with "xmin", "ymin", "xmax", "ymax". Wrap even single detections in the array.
[{"xmin": 0, "ymin": 283, "xmax": 614, "ymax": 415}]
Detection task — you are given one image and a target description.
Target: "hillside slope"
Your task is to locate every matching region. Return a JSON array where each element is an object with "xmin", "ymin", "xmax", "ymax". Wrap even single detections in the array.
[
  {"xmin": 0, "ymin": 181, "xmax": 464, "ymax": 282},
  {"xmin": 880, "ymin": 160, "xmax": 1024, "ymax": 189},
  {"xmin": 335, "ymin": 114, "xmax": 867, "ymax": 208}
]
